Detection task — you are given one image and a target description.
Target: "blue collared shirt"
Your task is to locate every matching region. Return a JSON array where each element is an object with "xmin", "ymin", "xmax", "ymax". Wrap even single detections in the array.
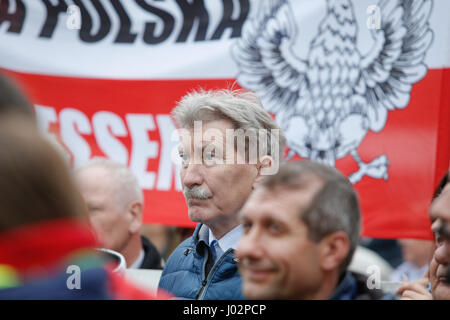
[{"xmin": 208, "ymin": 225, "xmax": 243, "ymax": 261}]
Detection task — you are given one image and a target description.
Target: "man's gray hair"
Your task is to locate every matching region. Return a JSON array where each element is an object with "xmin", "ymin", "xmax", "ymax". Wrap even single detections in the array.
[
  {"xmin": 262, "ymin": 161, "xmax": 361, "ymax": 273},
  {"xmin": 75, "ymin": 158, "xmax": 143, "ymax": 209},
  {"xmin": 172, "ymin": 88, "xmax": 286, "ymax": 162}
]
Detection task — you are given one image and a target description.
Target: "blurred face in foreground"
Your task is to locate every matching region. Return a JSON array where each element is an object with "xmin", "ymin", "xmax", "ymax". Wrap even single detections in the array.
[
  {"xmin": 428, "ymin": 180, "xmax": 450, "ymax": 300},
  {"xmin": 236, "ymin": 180, "xmax": 326, "ymax": 300}
]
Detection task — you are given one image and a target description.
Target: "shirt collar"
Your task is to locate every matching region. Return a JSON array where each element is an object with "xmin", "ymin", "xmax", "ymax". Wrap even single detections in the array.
[
  {"xmin": 208, "ymin": 225, "xmax": 243, "ymax": 252},
  {"xmin": 128, "ymin": 249, "xmax": 145, "ymax": 269}
]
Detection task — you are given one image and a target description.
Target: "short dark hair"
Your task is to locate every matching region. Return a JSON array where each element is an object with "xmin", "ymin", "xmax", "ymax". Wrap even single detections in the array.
[
  {"xmin": 262, "ymin": 160, "xmax": 361, "ymax": 272},
  {"xmin": 0, "ymin": 72, "xmax": 34, "ymax": 118}
]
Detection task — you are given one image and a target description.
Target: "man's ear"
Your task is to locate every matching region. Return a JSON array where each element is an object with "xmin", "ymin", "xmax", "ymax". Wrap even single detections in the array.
[
  {"xmin": 127, "ymin": 201, "xmax": 143, "ymax": 234},
  {"xmin": 252, "ymin": 155, "xmax": 274, "ymax": 189},
  {"xmin": 318, "ymin": 231, "xmax": 351, "ymax": 272}
]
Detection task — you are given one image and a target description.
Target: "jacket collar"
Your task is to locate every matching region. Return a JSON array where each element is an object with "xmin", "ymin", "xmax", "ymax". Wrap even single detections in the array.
[
  {"xmin": 193, "ymin": 223, "xmax": 210, "ymax": 253},
  {"xmin": 329, "ymin": 271, "xmax": 357, "ymax": 300}
]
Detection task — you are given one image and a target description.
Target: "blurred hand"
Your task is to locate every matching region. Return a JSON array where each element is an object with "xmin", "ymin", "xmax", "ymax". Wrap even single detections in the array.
[{"xmin": 396, "ymin": 271, "xmax": 432, "ymax": 300}]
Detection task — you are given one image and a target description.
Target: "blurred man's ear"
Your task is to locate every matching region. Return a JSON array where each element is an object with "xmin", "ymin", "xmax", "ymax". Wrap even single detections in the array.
[
  {"xmin": 318, "ymin": 231, "xmax": 350, "ymax": 272},
  {"xmin": 252, "ymin": 155, "xmax": 274, "ymax": 189},
  {"xmin": 128, "ymin": 201, "xmax": 143, "ymax": 234}
]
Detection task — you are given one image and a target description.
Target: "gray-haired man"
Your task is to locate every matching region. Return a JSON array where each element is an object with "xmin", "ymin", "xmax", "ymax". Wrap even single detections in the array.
[
  {"xmin": 74, "ymin": 158, "xmax": 163, "ymax": 270},
  {"xmin": 158, "ymin": 88, "xmax": 285, "ymax": 299}
]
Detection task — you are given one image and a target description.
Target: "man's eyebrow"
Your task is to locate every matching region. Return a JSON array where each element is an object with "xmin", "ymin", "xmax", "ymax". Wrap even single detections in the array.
[
  {"xmin": 198, "ymin": 141, "xmax": 222, "ymax": 152},
  {"xmin": 252, "ymin": 210, "xmax": 288, "ymax": 225},
  {"xmin": 263, "ymin": 214, "xmax": 287, "ymax": 225}
]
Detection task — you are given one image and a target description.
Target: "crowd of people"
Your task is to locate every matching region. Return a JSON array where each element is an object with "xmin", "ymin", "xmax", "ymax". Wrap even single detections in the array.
[{"xmin": 0, "ymin": 72, "xmax": 448, "ymax": 300}]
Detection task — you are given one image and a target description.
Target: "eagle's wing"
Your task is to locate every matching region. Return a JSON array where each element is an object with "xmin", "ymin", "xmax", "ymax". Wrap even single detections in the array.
[
  {"xmin": 232, "ymin": 0, "xmax": 307, "ymax": 116},
  {"xmin": 356, "ymin": 0, "xmax": 433, "ymax": 132}
]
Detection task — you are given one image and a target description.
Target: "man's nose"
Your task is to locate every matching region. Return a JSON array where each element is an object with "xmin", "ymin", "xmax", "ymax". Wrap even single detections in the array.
[
  {"xmin": 182, "ymin": 163, "xmax": 204, "ymax": 188},
  {"xmin": 236, "ymin": 227, "xmax": 263, "ymax": 260},
  {"xmin": 434, "ymin": 241, "xmax": 449, "ymax": 266}
]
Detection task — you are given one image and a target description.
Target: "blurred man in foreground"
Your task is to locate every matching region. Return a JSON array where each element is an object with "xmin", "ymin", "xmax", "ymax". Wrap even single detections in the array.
[
  {"xmin": 75, "ymin": 158, "xmax": 163, "ymax": 269},
  {"xmin": 0, "ymin": 116, "xmax": 168, "ymax": 299},
  {"xmin": 0, "ymin": 73, "xmax": 168, "ymax": 299},
  {"xmin": 237, "ymin": 161, "xmax": 389, "ymax": 300}
]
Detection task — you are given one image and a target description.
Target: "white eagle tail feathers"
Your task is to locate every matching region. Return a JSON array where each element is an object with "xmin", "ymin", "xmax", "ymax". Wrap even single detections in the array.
[{"xmin": 232, "ymin": 0, "xmax": 434, "ymax": 184}]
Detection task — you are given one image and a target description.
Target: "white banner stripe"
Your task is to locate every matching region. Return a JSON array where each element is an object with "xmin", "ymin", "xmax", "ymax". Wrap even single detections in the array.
[{"xmin": 0, "ymin": 0, "xmax": 448, "ymax": 79}]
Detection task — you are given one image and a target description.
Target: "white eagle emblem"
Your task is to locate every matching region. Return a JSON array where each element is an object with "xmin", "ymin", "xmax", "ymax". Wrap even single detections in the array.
[{"xmin": 232, "ymin": 0, "xmax": 434, "ymax": 183}]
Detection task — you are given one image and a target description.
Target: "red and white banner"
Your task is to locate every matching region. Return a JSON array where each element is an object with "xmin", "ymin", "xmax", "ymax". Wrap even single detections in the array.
[{"xmin": 1, "ymin": 0, "xmax": 449, "ymax": 238}]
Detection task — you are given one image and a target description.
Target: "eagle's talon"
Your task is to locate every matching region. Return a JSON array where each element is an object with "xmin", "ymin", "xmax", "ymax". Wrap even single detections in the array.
[{"xmin": 349, "ymin": 153, "xmax": 389, "ymax": 184}]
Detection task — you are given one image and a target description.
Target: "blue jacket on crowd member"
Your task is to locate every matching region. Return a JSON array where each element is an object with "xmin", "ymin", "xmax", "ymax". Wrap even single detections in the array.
[
  {"xmin": 158, "ymin": 223, "xmax": 244, "ymax": 300},
  {"xmin": 331, "ymin": 271, "xmax": 395, "ymax": 300}
]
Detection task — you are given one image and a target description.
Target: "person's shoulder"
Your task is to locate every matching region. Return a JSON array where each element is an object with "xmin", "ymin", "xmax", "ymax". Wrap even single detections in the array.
[
  {"xmin": 162, "ymin": 234, "xmax": 198, "ymax": 269},
  {"xmin": 0, "ymin": 267, "xmax": 110, "ymax": 300},
  {"xmin": 140, "ymin": 235, "xmax": 163, "ymax": 269},
  {"xmin": 172, "ymin": 224, "xmax": 203, "ymax": 253},
  {"xmin": 169, "ymin": 234, "xmax": 197, "ymax": 257},
  {"xmin": 352, "ymin": 272, "xmax": 393, "ymax": 300},
  {"xmin": 158, "ymin": 233, "xmax": 200, "ymax": 293},
  {"xmin": 141, "ymin": 235, "xmax": 158, "ymax": 251},
  {"xmin": 162, "ymin": 225, "xmax": 202, "ymax": 269}
]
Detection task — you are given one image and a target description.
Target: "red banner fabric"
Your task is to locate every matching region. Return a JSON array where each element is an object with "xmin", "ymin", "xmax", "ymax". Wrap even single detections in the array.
[{"xmin": 3, "ymin": 68, "xmax": 448, "ymax": 238}]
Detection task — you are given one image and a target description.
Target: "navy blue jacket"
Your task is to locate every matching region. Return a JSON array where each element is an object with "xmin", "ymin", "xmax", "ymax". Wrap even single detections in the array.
[
  {"xmin": 0, "ymin": 268, "xmax": 114, "ymax": 300},
  {"xmin": 158, "ymin": 223, "xmax": 244, "ymax": 300},
  {"xmin": 331, "ymin": 271, "xmax": 395, "ymax": 300}
]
